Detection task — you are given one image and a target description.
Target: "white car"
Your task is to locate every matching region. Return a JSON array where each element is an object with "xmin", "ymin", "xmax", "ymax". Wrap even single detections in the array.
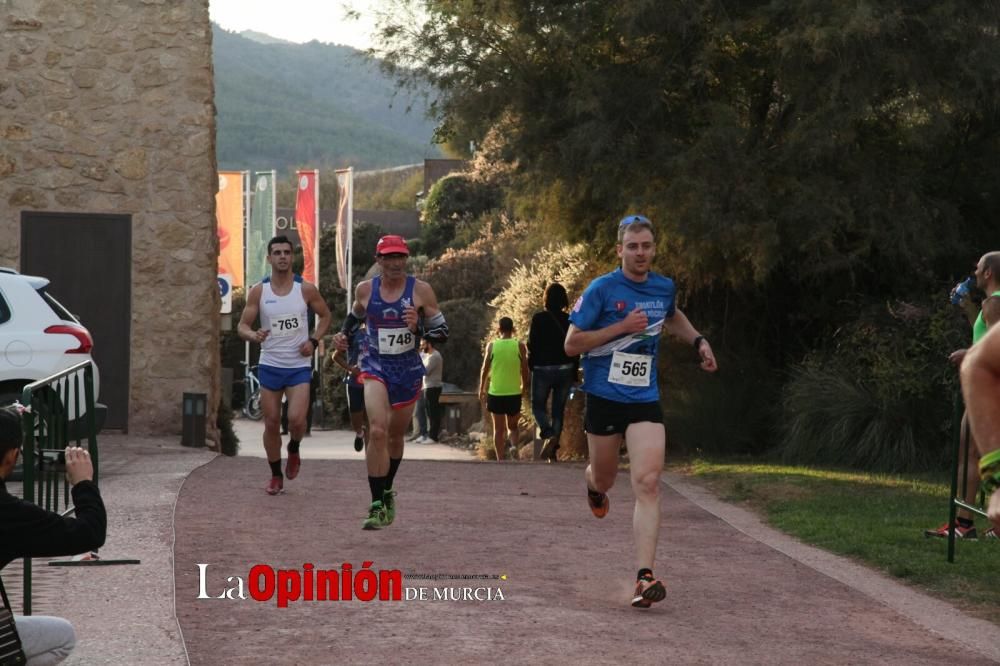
[{"xmin": 0, "ymin": 268, "xmax": 102, "ymax": 421}]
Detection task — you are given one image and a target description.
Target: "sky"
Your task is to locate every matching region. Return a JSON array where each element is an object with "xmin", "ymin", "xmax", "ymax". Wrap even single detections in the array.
[{"xmin": 209, "ymin": 0, "xmax": 384, "ymax": 51}]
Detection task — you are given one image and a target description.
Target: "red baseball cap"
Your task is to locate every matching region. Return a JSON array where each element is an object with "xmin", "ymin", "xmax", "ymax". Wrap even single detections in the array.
[{"xmin": 375, "ymin": 235, "xmax": 409, "ymax": 256}]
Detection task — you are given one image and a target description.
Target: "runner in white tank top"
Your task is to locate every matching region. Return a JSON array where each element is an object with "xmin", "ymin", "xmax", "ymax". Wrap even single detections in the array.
[
  {"xmin": 259, "ymin": 277, "xmax": 310, "ymax": 369},
  {"xmin": 237, "ymin": 235, "xmax": 332, "ymax": 496}
]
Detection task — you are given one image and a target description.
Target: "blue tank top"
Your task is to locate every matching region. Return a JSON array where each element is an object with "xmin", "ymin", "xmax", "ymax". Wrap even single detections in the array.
[
  {"xmin": 569, "ymin": 268, "xmax": 676, "ymax": 403},
  {"xmin": 360, "ymin": 275, "xmax": 425, "ymax": 384}
]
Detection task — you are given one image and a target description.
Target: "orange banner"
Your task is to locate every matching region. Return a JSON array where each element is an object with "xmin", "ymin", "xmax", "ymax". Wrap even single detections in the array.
[
  {"xmin": 295, "ymin": 170, "xmax": 318, "ymax": 284},
  {"xmin": 216, "ymin": 171, "xmax": 245, "ymax": 287}
]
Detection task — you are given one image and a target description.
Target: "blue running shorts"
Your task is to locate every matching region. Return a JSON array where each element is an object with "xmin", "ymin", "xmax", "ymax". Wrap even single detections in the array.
[{"xmin": 258, "ymin": 364, "xmax": 312, "ymax": 391}]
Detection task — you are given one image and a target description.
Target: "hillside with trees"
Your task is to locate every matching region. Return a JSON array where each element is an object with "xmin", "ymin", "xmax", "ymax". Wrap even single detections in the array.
[{"xmin": 212, "ymin": 24, "xmax": 442, "ymax": 170}]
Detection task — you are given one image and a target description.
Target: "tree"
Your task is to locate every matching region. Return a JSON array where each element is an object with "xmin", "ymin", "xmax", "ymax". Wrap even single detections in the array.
[{"xmin": 372, "ymin": 0, "xmax": 1000, "ymax": 360}]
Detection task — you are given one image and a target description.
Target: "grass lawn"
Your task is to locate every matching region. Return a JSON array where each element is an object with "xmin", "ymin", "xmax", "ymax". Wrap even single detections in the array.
[{"xmin": 671, "ymin": 459, "xmax": 1000, "ymax": 623}]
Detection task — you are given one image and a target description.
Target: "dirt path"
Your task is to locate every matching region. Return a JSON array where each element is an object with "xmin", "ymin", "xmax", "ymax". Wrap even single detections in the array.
[{"xmin": 174, "ymin": 457, "xmax": 996, "ymax": 665}]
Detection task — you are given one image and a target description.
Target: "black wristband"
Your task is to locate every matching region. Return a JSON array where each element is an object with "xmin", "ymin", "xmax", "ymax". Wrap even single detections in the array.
[
  {"xmin": 692, "ymin": 335, "xmax": 706, "ymax": 350},
  {"xmin": 309, "ymin": 337, "xmax": 319, "ymax": 350}
]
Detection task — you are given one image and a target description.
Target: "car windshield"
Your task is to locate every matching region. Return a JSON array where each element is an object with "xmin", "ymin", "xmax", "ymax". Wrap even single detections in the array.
[{"xmin": 37, "ymin": 288, "xmax": 80, "ymax": 323}]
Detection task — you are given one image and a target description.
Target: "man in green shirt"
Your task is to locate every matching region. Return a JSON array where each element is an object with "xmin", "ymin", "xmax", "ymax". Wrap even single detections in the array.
[
  {"xmin": 479, "ymin": 317, "xmax": 530, "ymax": 461},
  {"xmin": 926, "ymin": 251, "xmax": 1000, "ymax": 539}
]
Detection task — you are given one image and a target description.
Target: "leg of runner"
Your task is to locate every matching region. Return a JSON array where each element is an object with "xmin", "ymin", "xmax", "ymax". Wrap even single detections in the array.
[
  {"xmin": 585, "ymin": 433, "xmax": 620, "ymax": 518},
  {"xmin": 383, "ymin": 400, "xmax": 417, "ymax": 525},
  {"xmin": 283, "ymin": 383, "xmax": 310, "ymax": 480},
  {"xmin": 504, "ymin": 413, "xmax": 520, "ymax": 460},
  {"xmin": 491, "ymin": 411, "xmax": 506, "ymax": 461},
  {"xmin": 362, "ymin": 379, "xmax": 392, "ymax": 529},
  {"xmin": 364, "ymin": 379, "xmax": 392, "ymax": 477},
  {"xmin": 260, "ymin": 388, "xmax": 284, "ymax": 495},
  {"xmin": 925, "ymin": 412, "xmax": 982, "ymax": 538},
  {"xmin": 625, "ymin": 421, "xmax": 667, "ymax": 608},
  {"xmin": 350, "ymin": 410, "xmax": 366, "ymax": 451}
]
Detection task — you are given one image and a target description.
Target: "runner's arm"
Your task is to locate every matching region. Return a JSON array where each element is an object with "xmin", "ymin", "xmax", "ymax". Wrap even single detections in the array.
[
  {"xmin": 963, "ymin": 323, "xmax": 1000, "ymax": 459},
  {"xmin": 564, "ymin": 307, "xmax": 647, "ymax": 357},
  {"xmin": 664, "ymin": 308, "xmax": 718, "ymax": 372},
  {"xmin": 414, "ymin": 281, "xmax": 449, "ymax": 342},
  {"xmin": 961, "ymin": 324, "xmax": 1000, "ymax": 531},
  {"xmin": 237, "ymin": 284, "xmax": 266, "ymax": 344},
  {"xmin": 478, "ymin": 342, "xmax": 493, "ymax": 400},
  {"xmin": 331, "ymin": 348, "xmax": 350, "ymax": 372},
  {"xmin": 333, "ymin": 282, "xmax": 371, "ymax": 351},
  {"xmin": 519, "ymin": 341, "xmax": 530, "ymax": 396}
]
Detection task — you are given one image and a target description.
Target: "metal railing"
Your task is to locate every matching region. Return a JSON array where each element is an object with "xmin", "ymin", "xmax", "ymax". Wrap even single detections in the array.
[{"xmin": 17, "ymin": 361, "xmax": 99, "ymax": 614}]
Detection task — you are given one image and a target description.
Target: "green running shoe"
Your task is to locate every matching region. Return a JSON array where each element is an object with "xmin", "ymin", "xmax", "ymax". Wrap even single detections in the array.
[
  {"xmin": 382, "ymin": 489, "xmax": 396, "ymax": 525},
  {"xmin": 362, "ymin": 500, "xmax": 390, "ymax": 530}
]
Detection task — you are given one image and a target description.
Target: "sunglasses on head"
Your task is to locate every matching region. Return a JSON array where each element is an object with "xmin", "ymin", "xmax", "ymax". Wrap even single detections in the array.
[{"xmin": 619, "ymin": 215, "xmax": 651, "ymax": 227}]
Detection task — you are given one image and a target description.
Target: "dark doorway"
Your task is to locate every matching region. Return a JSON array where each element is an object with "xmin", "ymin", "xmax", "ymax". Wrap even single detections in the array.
[{"xmin": 21, "ymin": 212, "xmax": 131, "ymax": 430}]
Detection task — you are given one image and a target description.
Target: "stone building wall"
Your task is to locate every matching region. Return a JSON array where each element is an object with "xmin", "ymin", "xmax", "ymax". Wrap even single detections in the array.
[{"xmin": 0, "ymin": 0, "xmax": 219, "ymax": 439}]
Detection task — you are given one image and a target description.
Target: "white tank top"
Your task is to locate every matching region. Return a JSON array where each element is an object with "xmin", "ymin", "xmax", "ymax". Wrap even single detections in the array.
[{"xmin": 259, "ymin": 279, "xmax": 310, "ymax": 368}]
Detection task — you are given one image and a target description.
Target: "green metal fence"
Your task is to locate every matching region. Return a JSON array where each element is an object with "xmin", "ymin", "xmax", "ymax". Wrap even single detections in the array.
[{"xmin": 17, "ymin": 360, "xmax": 99, "ymax": 615}]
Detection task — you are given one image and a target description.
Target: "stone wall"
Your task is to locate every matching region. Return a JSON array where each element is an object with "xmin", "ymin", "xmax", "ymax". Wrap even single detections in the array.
[{"xmin": 0, "ymin": 0, "xmax": 219, "ymax": 439}]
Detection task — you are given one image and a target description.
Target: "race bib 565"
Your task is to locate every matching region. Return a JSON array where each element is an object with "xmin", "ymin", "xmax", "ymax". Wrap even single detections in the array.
[{"xmin": 608, "ymin": 351, "xmax": 651, "ymax": 387}]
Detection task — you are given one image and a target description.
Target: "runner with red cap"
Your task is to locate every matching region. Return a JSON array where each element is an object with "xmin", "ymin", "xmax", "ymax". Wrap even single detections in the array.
[{"xmin": 333, "ymin": 235, "xmax": 449, "ymax": 529}]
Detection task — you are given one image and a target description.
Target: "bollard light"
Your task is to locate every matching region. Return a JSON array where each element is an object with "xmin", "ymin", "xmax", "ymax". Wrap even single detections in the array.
[{"xmin": 181, "ymin": 392, "xmax": 207, "ymax": 447}]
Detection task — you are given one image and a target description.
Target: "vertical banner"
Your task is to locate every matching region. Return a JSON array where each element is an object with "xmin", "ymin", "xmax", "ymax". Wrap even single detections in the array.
[
  {"xmin": 247, "ymin": 170, "xmax": 276, "ymax": 287},
  {"xmin": 295, "ymin": 169, "xmax": 319, "ymax": 284},
  {"xmin": 334, "ymin": 168, "xmax": 354, "ymax": 302},
  {"xmin": 216, "ymin": 171, "xmax": 245, "ymax": 287}
]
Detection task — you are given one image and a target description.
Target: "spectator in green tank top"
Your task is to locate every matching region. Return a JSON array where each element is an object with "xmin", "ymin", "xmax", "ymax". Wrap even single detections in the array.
[
  {"xmin": 479, "ymin": 317, "xmax": 530, "ymax": 461},
  {"xmin": 925, "ymin": 251, "xmax": 1000, "ymax": 540}
]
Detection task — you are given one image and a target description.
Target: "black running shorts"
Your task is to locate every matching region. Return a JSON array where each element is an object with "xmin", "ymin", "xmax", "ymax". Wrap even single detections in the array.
[
  {"xmin": 346, "ymin": 384, "xmax": 365, "ymax": 414},
  {"xmin": 486, "ymin": 393, "xmax": 521, "ymax": 415},
  {"xmin": 584, "ymin": 392, "xmax": 663, "ymax": 436}
]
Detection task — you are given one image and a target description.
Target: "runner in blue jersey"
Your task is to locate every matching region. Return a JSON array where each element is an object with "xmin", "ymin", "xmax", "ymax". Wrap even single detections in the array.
[
  {"xmin": 566, "ymin": 215, "xmax": 717, "ymax": 609},
  {"xmin": 332, "ymin": 235, "xmax": 449, "ymax": 530},
  {"xmin": 238, "ymin": 236, "xmax": 332, "ymax": 496}
]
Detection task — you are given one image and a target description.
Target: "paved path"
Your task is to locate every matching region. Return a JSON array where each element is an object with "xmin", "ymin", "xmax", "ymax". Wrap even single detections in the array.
[
  {"xmin": 232, "ymin": 420, "xmax": 476, "ymax": 462},
  {"xmin": 13, "ymin": 422, "xmax": 998, "ymax": 664},
  {"xmin": 173, "ymin": 450, "xmax": 1000, "ymax": 665}
]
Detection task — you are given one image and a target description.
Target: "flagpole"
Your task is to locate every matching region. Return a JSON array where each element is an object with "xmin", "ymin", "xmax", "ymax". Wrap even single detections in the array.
[
  {"xmin": 346, "ymin": 167, "xmax": 354, "ymax": 316},
  {"xmin": 269, "ymin": 170, "xmax": 277, "ymax": 236},
  {"xmin": 243, "ymin": 170, "xmax": 251, "ymax": 375},
  {"xmin": 313, "ymin": 169, "xmax": 320, "ymax": 373},
  {"xmin": 314, "ymin": 169, "xmax": 320, "ymax": 286}
]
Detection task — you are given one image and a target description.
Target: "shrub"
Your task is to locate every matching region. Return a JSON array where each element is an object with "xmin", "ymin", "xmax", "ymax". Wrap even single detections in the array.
[
  {"xmin": 778, "ymin": 298, "xmax": 968, "ymax": 471},
  {"xmin": 484, "ymin": 242, "xmax": 603, "ymax": 350},
  {"xmin": 422, "ymin": 247, "xmax": 497, "ymax": 302},
  {"xmin": 437, "ymin": 298, "xmax": 491, "ymax": 391},
  {"xmin": 420, "ymin": 214, "xmax": 530, "ymax": 301},
  {"xmin": 217, "ymin": 396, "xmax": 239, "ymax": 456},
  {"xmin": 482, "ymin": 242, "xmax": 604, "ymax": 453},
  {"xmin": 421, "ymin": 174, "xmax": 503, "ymax": 256},
  {"xmin": 779, "ymin": 363, "xmax": 945, "ymax": 471},
  {"xmin": 664, "ymin": 348, "xmax": 776, "ymax": 457}
]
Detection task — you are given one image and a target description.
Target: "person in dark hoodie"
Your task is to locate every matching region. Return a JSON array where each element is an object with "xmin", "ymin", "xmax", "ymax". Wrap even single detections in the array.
[{"xmin": 0, "ymin": 405, "xmax": 106, "ymax": 665}]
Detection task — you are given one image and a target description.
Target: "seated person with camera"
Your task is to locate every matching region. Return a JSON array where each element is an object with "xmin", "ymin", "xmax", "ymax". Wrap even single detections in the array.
[{"xmin": 0, "ymin": 405, "xmax": 107, "ymax": 665}]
